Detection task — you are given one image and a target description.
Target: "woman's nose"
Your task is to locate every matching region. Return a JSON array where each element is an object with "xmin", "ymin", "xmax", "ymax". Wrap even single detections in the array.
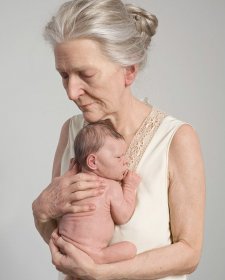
[{"xmin": 66, "ymin": 75, "xmax": 84, "ymax": 100}]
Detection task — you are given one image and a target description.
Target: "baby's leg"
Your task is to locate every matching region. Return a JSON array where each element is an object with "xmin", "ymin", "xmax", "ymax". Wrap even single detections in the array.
[{"xmin": 91, "ymin": 241, "xmax": 136, "ymax": 264}]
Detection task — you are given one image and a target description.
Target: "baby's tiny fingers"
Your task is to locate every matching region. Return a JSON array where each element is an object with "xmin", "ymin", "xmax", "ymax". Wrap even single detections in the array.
[{"xmin": 70, "ymin": 187, "xmax": 105, "ymax": 201}]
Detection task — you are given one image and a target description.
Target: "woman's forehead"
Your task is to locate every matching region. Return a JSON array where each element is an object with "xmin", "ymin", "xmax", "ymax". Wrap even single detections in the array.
[{"xmin": 54, "ymin": 39, "xmax": 108, "ymax": 70}]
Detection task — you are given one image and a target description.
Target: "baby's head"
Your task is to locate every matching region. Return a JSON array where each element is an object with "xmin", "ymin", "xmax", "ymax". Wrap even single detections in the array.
[{"xmin": 74, "ymin": 120, "xmax": 128, "ymax": 181}]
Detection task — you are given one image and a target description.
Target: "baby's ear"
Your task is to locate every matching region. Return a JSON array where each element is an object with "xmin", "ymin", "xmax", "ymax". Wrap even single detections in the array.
[{"xmin": 86, "ymin": 154, "xmax": 97, "ymax": 170}]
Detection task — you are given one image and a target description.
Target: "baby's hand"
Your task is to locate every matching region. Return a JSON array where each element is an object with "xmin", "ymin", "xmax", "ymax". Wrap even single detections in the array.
[{"xmin": 123, "ymin": 171, "xmax": 141, "ymax": 189}]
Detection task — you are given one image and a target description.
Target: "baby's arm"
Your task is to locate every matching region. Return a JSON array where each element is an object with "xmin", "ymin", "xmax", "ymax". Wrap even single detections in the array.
[{"xmin": 110, "ymin": 171, "xmax": 141, "ymax": 225}]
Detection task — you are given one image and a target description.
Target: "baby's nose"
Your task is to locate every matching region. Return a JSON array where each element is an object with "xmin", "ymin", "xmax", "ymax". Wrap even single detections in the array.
[{"xmin": 123, "ymin": 155, "xmax": 128, "ymax": 166}]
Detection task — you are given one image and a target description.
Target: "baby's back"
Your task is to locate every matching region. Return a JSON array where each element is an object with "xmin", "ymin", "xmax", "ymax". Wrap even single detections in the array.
[{"xmin": 59, "ymin": 183, "xmax": 115, "ymax": 250}]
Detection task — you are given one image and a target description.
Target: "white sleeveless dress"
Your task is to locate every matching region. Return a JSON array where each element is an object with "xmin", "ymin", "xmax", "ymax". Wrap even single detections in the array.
[{"xmin": 58, "ymin": 105, "xmax": 187, "ymax": 280}]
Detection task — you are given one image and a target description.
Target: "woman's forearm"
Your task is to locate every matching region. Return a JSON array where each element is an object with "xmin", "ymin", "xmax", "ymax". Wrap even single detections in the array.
[
  {"xmin": 32, "ymin": 118, "xmax": 70, "ymax": 243},
  {"xmin": 97, "ymin": 241, "xmax": 200, "ymax": 280},
  {"xmin": 32, "ymin": 196, "xmax": 57, "ymax": 244},
  {"xmin": 33, "ymin": 213, "xmax": 57, "ymax": 244}
]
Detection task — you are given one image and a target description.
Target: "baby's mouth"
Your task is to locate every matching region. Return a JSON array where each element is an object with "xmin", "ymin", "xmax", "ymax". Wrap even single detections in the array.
[{"xmin": 123, "ymin": 169, "xmax": 128, "ymax": 178}]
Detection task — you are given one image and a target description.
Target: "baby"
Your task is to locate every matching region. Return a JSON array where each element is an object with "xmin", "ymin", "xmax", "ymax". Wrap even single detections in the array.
[{"xmin": 58, "ymin": 120, "xmax": 141, "ymax": 268}]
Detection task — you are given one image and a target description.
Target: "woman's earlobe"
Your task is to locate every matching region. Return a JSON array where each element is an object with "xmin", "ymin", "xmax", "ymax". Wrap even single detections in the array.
[
  {"xmin": 86, "ymin": 154, "xmax": 97, "ymax": 170},
  {"xmin": 124, "ymin": 65, "xmax": 138, "ymax": 87}
]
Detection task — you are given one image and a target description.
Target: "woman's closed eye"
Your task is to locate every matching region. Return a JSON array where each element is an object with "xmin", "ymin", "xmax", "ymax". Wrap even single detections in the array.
[
  {"xmin": 79, "ymin": 71, "xmax": 96, "ymax": 80},
  {"xmin": 59, "ymin": 72, "xmax": 69, "ymax": 79}
]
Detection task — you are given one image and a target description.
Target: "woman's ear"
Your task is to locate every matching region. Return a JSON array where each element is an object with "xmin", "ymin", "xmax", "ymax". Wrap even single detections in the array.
[
  {"xmin": 124, "ymin": 65, "xmax": 138, "ymax": 87},
  {"xmin": 86, "ymin": 154, "xmax": 97, "ymax": 170}
]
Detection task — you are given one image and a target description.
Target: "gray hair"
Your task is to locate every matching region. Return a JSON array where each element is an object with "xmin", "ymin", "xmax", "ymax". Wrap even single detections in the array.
[{"xmin": 44, "ymin": 0, "xmax": 158, "ymax": 70}]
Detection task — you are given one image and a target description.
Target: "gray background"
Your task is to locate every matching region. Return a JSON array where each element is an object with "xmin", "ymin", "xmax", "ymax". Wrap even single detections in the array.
[{"xmin": 0, "ymin": 0, "xmax": 224, "ymax": 279}]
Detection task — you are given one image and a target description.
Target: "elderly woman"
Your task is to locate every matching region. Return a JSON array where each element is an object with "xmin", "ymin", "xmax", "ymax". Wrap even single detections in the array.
[{"xmin": 32, "ymin": 0, "xmax": 205, "ymax": 279}]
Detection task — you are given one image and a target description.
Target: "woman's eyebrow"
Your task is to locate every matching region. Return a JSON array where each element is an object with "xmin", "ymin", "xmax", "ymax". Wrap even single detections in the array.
[{"xmin": 56, "ymin": 65, "xmax": 98, "ymax": 73}]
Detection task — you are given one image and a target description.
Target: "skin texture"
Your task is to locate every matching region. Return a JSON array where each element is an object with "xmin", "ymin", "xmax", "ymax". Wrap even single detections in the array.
[
  {"xmin": 59, "ymin": 137, "xmax": 140, "ymax": 265},
  {"xmin": 33, "ymin": 38, "xmax": 205, "ymax": 279}
]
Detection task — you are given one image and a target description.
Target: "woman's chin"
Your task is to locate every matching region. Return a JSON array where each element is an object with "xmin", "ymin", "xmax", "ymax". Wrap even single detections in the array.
[{"xmin": 82, "ymin": 111, "xmax": 103, "ymax": 123}]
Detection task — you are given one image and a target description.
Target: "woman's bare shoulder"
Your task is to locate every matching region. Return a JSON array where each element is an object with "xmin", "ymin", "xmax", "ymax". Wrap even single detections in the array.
[
  {"xmin": 169, "ymin": 123, "xmax": 201, "ymax": 155},
  {"xmin": 168, "ymin": 123, "xmax": 204, "ymax": 182}
]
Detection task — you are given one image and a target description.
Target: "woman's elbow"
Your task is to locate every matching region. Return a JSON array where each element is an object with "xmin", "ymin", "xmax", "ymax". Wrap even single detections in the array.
[
  {"xmin": 185, "ymin": 248, "xmax": 202, "ymax": 274},
  {"xmin": 176, "ymin": 240, "xmax": 202, "ymax": 275}
]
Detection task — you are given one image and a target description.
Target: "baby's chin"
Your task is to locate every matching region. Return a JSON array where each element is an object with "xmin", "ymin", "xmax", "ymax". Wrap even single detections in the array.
[
  {"xmin": 111, "ymin": 173, "xmax": 126, "ymax": 182},
  {"xmin": 103, "ymin": 170, "xmax": 128, "ymax": 181},
  {"xmin": 114, "ymin": 170, "xmax": 127, "ymax": 181}
]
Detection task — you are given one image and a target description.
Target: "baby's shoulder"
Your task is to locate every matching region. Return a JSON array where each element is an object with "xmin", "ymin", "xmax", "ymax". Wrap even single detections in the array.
[
  {"xmin": 104, "ymin": 179, "xmax": 122, "ymax": 199},
  {"xmin": 105, "ymin": 178, "xmax": 121, "ymax": 188}
]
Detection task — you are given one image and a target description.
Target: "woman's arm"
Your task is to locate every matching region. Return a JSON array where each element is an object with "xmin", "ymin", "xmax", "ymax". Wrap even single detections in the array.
[
  {"xmin": 50, "ymin": 124, "xmax": 205, "ymax": 279},
  {"xmin": 32, "ymin": 119, "xmax": 106, "ymax": 244},
  {"xmin": 96, "ymin": 125, "xmax": 206, "ymax": 279},
  {"xmin": 32, "ymin": 119, "xmax": 71, "ymax": 243}
]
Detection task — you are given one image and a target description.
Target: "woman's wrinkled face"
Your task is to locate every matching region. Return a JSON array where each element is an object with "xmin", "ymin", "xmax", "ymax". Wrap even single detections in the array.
[{"xmin": 54, "ymin": 39, "xmax": 127, "ymax": 122}]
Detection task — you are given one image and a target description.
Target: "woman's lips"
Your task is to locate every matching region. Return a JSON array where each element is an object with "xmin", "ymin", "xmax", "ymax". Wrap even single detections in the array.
[{"xmin": 79, "ymin": 102, "xmax": 94, "ymax": 110}]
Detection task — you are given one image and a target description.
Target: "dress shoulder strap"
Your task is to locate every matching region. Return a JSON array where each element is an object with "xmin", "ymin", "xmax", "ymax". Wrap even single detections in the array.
[
  {"xmin": 60, "ymin": 114, "xmax": 84, "ymax": 175},
  {"xmin": 127, "ymin": 107, "xmax": 167, "ymax": 170}
]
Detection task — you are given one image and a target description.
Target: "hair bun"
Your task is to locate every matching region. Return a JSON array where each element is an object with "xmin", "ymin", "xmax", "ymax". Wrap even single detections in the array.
[{"xmin": 125, "ymin": 4, "xmax": 158, "ymax": 47}]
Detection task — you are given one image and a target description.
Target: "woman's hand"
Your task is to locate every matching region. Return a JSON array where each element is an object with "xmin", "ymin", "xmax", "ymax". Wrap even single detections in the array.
[
  {"xmin": 49, "ymin": 231, "xmax": 99, "ymax": 280},
  {"xmin": 33, "ymin": 160, "xmax": 106, "ymax": 223},
  {"xmin": 32, "ymin": 159, "xmax": 106, "ymax": 243}
]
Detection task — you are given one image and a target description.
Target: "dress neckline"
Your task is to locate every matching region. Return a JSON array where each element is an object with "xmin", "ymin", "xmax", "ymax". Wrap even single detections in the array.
[{"xmin": 126, "ymin": 104, "xmax": 167, "ymax": 170}]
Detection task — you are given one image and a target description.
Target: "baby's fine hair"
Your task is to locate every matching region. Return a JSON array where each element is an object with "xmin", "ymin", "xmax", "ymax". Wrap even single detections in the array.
[
  {"xmin": 44, "ymin": 0, "xmax": 158, "ymax": 70},
  {"xmin": 74, "ymin": 120, "xmax": 124, "ymax": 170}
]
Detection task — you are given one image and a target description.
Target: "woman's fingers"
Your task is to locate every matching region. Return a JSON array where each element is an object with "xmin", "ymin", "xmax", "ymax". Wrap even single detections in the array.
[
  {"xmin": 64, "ymin": 203, "xmax": 96, "ymax": 214},
  {"xmin": 49, "ymin": 238, "xmax": 63, "ymax": 270},
  {"xmin": 50, "ymin": 232, "xmax": 73, "ymax": 273},
  {"xmin": 56, "ymin": 235, "xmax": 72, "ymax": 253},
  {"xmin": 44, "ymin": 171, "xmax": 106, "ymax": 219},
  {"xmin": 70, "ymin": 173, "xmax": 105, "ymax": 185},
  {"xmin": 71, "ymin": 180, "xmax": 106, "ymax": 192},
  {"xmin": 34, "ymin": 167, "xmax": 106, "ymax": 223},
  {"xmin": 70, "ymin": 187, "xmax": 105, "ymax": 201},
  {"xmin": 50, "ymin": 232, "xmax": 97, "ymax": 279}
]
